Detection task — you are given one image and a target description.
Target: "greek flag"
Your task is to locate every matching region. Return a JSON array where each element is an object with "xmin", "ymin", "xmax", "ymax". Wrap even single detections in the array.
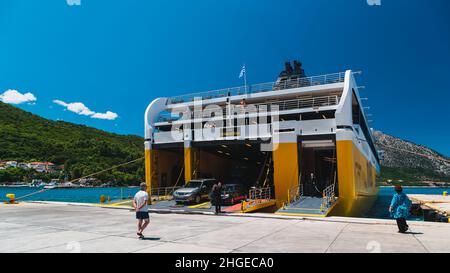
[{"xmin": 239, "ymin": 65, "xmax": 246, "ymax": 79}]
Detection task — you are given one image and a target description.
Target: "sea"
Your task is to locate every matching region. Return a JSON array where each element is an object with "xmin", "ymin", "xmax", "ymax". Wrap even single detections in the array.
[
  {"xmin": 0, "ymin": 187, "xmax": 139, "ymax": 204},
  {"xmin": 365, "ymin": 186, "xmax": 450, "ymax": 220}
]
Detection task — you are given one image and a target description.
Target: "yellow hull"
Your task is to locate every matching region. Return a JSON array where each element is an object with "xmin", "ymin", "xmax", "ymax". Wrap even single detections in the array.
[
  {"xmin": 328, "ymin": 140, "xmax": 379, "ymax": 217},
  {"xmin": 148, "ymin": 139, "xmax": 379, "ymax": 217}
]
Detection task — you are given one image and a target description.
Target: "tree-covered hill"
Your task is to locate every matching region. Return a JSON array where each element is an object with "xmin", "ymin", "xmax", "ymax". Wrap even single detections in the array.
[{"xmin": 0, "ymin": 102, "xmax": 144, "ymax": 185}]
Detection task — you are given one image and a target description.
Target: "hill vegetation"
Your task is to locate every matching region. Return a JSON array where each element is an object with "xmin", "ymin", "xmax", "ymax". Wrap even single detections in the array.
[{"xmin": 0, "ymin": 102, "xmax": 144, "ymax": 185}]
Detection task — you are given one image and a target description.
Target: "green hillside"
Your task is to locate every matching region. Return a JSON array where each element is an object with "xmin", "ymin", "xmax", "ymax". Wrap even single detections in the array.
[{"xmin": 0, "ymin": 102, "xmax": 144, "ymax": 185}]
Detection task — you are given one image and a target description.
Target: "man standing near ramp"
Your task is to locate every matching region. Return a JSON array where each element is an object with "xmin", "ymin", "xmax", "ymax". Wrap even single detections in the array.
[
  {"xmin": 212, "ymin": 181, "xmax": 223, "ymax": 214},
  {"xmin": 133, "ymin": 182, "xmax": 150, "ymax": 238}
]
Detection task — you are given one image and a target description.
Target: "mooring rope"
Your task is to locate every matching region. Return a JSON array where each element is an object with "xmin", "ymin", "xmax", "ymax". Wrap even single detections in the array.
[{"xmin": 15, "ymin": 157, "xmax": 145, "ymax": 201}]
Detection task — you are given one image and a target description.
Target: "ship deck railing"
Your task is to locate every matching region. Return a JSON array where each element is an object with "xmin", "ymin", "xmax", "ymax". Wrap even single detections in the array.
[
  {"xmin": 241, "ymin": 187, "xmax": 276, "ymax": 212},
  {"xmin": 287, "ymin": 184, "xmax": 304, "ymax": 206},
  {"xmin": 151, "ymin": 186, "xmax": 181, "ymax": 201},
  {"xmin": 157, "ymin": 95, "xmax": 340, "ymax": 124},
  {"xmin": 153, "ymin": 119, "xmax": 337, "ymax": 144},
  {"xmin": 166, "ymin": 72, "xmax": 346, "ymax": 105},
  {"xmin": 321, "ymin": 183, "xmax": 337, "ymax": 211}
]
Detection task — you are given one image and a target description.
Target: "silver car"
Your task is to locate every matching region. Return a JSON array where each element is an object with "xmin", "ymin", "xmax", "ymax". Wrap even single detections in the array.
[{"xmin": 173, "ymin": 179, "xmax": 216, "ymax": 204}]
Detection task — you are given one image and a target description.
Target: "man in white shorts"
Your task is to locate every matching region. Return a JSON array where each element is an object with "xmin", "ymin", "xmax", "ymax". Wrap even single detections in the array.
[{"xmin": 133, "ymin": 182, "xmax": 150, "ymax": 239}]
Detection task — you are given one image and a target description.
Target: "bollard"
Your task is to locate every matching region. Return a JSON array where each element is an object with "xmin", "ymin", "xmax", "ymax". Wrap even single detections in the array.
[
  {"xmin": 99, "ymin": 195, "xmax": 106, "ymax": 203},
  {"xmin": 5, "ymin": 194, "xmax": 17, "ymax": 204}
]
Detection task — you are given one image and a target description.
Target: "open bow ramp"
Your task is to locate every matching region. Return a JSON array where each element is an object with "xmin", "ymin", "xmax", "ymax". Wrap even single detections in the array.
[{"xmin": 276, "ymin": 196, "xmax": 337, "ymax": 217}]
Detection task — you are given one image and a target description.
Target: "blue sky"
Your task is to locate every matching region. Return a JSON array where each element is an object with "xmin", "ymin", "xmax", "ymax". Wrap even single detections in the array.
[{"xmin": 1, "ymin": 0, "xmax": 449, "ymax": 155}]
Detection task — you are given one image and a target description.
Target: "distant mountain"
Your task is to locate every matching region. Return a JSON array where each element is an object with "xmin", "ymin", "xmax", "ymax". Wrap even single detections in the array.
[
  {"xmin": 373, "ymin": 130, "xmax": 450, "ymax": 183},
  {"xmin": 0, "ymin": 101, "xmax": 144, "ymax": 184}
]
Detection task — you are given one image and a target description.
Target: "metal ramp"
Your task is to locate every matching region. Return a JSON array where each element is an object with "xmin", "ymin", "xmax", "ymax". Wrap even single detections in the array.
[
  {"xmin": 277, "ymin": 197, "xmax": 329, "ymax": 216},
  {"xmin": 242, "ymin": 187, "xmax": 277, "ymax": 213},
  {"xmin": 276, "ymin": 184, "xmax": 337, "ymax": 217}
]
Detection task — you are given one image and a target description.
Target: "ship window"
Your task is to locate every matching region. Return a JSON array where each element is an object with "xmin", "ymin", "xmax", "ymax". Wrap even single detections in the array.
[
  {"xmin": 155, "ymin": 125, "xmax": 173, "ymax": 132},
  {"xmin": 301, "ymin": 110, "xmax": 335, "ymax": 121}
]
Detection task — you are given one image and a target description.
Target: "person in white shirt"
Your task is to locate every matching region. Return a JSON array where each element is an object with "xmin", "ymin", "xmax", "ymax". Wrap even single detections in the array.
[{"xmin": 133, "ymin": 182, "xmax": 150, "ymax": 238}]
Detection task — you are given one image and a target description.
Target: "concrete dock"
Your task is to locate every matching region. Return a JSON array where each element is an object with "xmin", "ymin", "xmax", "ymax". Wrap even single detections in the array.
[
  {"xmin": 409, "ymin": 194, "xmax": 450, "ymax": 216},
  {"xmin": 1, "ymin": 202, "xmax": 450, "ymax": 253}
]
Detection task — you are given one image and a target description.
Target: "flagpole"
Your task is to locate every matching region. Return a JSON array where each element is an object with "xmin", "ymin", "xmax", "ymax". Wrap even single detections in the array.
[
  {"xmin": 239, "ymin": 64, "xmax": 247, "ymax": 94},
  {"xmin": 244, "ymin": 70, "xmax": 248, "ymax": 94},
  {"xmin": 243, "ymin": 64, "xmax": 247, "ymax": 94}
]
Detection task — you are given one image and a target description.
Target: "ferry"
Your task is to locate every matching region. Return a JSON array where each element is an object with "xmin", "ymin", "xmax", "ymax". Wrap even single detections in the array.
[{"xmin": 143, "ymin": 61, "xmax": 380, "ymax": 217}]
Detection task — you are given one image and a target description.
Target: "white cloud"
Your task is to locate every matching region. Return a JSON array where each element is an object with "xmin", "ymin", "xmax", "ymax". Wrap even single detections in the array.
[
  {"xmin": 53, "ymin": 99, "xmax": 118, "ymax": 121},
  {"xmin": 53, "ymin": 100, "xmax": 94, "ymax": 116},
  {"xmin": 0, "ymin": 89, "xmax": 37, "ymax": 104},
  {"xmin": 92, "ymin": 111, "xmax": 118, "ymax": 120}
]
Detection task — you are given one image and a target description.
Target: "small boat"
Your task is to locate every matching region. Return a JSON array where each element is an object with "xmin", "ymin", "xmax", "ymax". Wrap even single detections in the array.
[
  {"xmin": 8, "ymin": 182, "xmax": 29, "ymax": 188},
  {"xmin": 30, "ymin": 179, "xmax": 45, "ymax": 188},
  {"xmin": 57, "ymin": 182, "xmax": 79, "ymax": 189},
  {"xmin": 43, "ymin": 181, "xmax": 57, "ymax": 189}
]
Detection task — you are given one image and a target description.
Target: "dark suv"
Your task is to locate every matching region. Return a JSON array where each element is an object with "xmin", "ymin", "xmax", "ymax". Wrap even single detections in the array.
[
  {"xmin": 173, "ymin": 179, "xmax": 216, "ymax": 204},
  {"xmin": 211, "ymin": 184, "xmax": 247, "ymax": 206}
]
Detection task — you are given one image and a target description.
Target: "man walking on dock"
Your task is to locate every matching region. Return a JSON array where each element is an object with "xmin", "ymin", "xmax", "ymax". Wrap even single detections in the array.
[{"xmin": 133, "ymin": 182, "xmax": 150, "ymax": 239}]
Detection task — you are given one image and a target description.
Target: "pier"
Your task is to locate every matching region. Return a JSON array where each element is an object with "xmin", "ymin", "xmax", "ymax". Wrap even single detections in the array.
[
  {"xmin": 1, "ymin": 202, "xmax": 450, "ymax": 253},
  {"xmin": 409, "ymin": 194, "xmax": 450, "ymax": 222}
]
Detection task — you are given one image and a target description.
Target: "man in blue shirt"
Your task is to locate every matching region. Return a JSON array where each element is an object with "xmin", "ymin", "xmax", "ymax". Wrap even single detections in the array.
[{"xmin": 389, "ymin": 185, "xmax": 412, "ymax": 233}]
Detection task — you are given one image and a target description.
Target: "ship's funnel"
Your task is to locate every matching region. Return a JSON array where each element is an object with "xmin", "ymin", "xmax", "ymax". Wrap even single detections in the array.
[{"xmin": 278, "ymin": 60, "xmax": 306, "ymax": 79}]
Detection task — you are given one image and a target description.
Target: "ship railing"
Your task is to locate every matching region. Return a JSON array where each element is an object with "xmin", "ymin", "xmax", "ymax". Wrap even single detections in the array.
[
  {"xmin": 322, "ymin": 183, "xmax": 337, "ymax": 211},
  {"xmin": 157, "ymin": 95, "xmax": 340, "ymax": 123},
  {"xmin": 167, "ymin": 72, "xmax": 346, "ymax": 104},
  {"xmin": 287, "ymin": 184, "xmax": 304, "ymax": 205},
  {"xmin": 243, "ymin": 187, "xmax": 272, "ymax": 210},
  {"xmin": 151, "ymin": 186, "xmax": 181, "ymax": 201}
]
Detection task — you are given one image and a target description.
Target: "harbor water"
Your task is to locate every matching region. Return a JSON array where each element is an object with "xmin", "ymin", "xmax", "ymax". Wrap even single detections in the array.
[
  {"xmin": 0, "ymin": 187, "xmax": 140, "ymax": 204},
  {"xmin": 365, "ymin": 186, "xmax": 450, "ymax": 220}
]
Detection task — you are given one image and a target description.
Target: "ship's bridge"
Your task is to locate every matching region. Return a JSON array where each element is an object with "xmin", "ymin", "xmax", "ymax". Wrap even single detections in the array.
[{"xmin": 144, "ymin": 69, "xmax": 380, "ymax": 216}]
